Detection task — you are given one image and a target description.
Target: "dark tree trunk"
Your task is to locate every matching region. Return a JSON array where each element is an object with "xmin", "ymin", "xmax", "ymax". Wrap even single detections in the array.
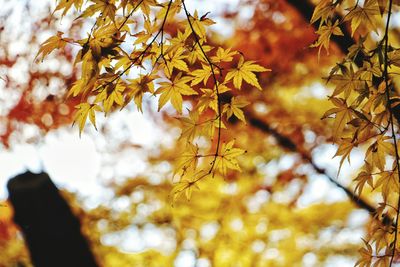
[{"xmin": 7, "ymin": 171, "xmax": 98, "ymax": 267}]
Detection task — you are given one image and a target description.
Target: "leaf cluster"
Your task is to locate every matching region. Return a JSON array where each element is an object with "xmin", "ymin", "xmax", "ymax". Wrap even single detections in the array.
[
  {"xmin": 40, "ymin": 0, "xmax": 270, "ymax": 201},
  {"xmin": 313, "ymin": 0, "xmax": 400, "ymax": 265}
]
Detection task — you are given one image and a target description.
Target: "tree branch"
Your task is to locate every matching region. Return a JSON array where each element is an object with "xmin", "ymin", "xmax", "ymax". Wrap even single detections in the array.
[
  {"xmin": 282, "ymin": 0, "xmax": 394, "ymax": 226},
  {"xmin": 247, "ymin": 112, "xmax": 393, "ymax": 226}
]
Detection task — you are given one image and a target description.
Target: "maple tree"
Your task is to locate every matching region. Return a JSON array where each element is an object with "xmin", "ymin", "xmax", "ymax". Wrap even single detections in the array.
[{"xmin": 2, "ymin": 0, "xmax": 400, "ymax": 266}]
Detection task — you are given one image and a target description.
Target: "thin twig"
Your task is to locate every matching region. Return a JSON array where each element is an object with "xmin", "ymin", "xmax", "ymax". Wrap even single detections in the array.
[
  {"xmin": 383, "ymin": 0, "xmax": 399, "ymax": 265},
  {"xmin": 181, "ymin": 0, "xmax": 222, "ymax": 179},
  {"xmin": 117, "ymin": 0, "xmax": 145, "ymax": 31}
]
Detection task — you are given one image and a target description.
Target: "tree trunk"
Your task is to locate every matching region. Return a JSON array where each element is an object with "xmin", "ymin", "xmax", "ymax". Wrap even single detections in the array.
[{"xmin": 7, "ymin": 171, "xmax": 98, "ymax": 267}]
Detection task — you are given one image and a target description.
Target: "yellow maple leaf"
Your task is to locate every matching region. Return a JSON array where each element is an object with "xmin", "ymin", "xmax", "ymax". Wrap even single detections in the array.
[
  {"xmin": 202, "ymin": 118, "xmax": 226, "ymax": 138},
  {"xmin": 311, "ymin": 20, "xmax": 343, "ymax": 58},
  {"xmin": 125, "ymin": 75, "xmax": 155, "ymax": 112},
  {"xmin": 187, "ymin": 10, "xmax": 215, "ymax": 39},
  {"xmin": 68, "ymin": 79, "xmax": 85, "ymax": 98},
  {"xmin": 223, "ymin": 97, "xmax": 249, "ymax": 123},
  {"xmin": 94, "ymin": 82, "xmax": 126, "ymax": 113},
  {"xmin": 164, "ymin": 47, "xmax": 189, "ymax": 75},
  {"xmin": 73, "ymin": 103, "xmax": 102, "ymax": 136},
  {"xmin": 322, "ymin": 97, "xmax": 353, "ymax": 141},
  {"xmin": 225, "ymin": 55, "xmax": 270, "ymax": 90},
  {"xmin": 177, "ymin": 111, "xmax": 200, "ymax": 141},
  {"xmin": 174, "ymin": 142, "xmax": 199, "ymax": 177},
  {"xmin": 156, "ymin": 73, "xmax": 197, "ymax": 113},
  {"xmin": 197, "ymin": 89, "xmax": 218, "ymax": 113},
  {"xmin": 190, "ymin": 64, "xmax": 211, "ymax": 86},
  {"xmin": 355, "ymin": 239, "xmax": 373, "ymax": 267},
  {"xmin": 375, "ymin": 171, "xmax": 399, "ymax": 202},
  {"xmin": 81, "ymin": 50, "xmax": 100, "ymax": 82},
  {"xmin": 366, "ymin": 136, "xmax": 395, "ymax": 171},
  {"xmin": 211, "ymin": 47, "xmax": 238, "ymax": 63},
  {"xmin": 89, "ymin": 24, "xmax": 120, "ymax": 58},
  {"xmin": 333, "ymin": 138, "xmax": 356, "ymax": 176},
  {"xmin": 214, "ymin": 140, "xmax": 245, "ymax": 175},
  {"xmin": 329, "ymin": 64, "xmax": 363, "ymax": 98},
  {"xmin": 53, "ymin": 0, "xmax": 84, "ymax": 17},
  {"xmin": 196, "ymin": 85, "xmax": 230, "ymax": 114},
  {"xmin": 138, "ymin": 0, "xmax": 158, "ymax": 17},
  {"xmin": 79, "ymin": 0, "xmax": 116, "ymax": 22},
  {"xmin": 170, "ymin": 172, "xmax": 204, "ymax": 202},
  {"xmin": 345, "ymin": 0, "xmax": 379, "ymax": 36},
  {"xmin": 310, "ymin": 0, "xmax": 335, "ymax": 24},
  {"xmin": 354, "ymin": 171, "xmax": 373, "ymax": 196},
  {"xmin": 36, "ymin": 31, "xmax": 72, "ymax": 61}
]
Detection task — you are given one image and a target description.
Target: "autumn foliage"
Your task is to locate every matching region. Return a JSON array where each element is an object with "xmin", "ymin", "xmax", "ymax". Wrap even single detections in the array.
[{"xmin": 2, "ymin": 0, "xmax": 400, "ymax": 266}]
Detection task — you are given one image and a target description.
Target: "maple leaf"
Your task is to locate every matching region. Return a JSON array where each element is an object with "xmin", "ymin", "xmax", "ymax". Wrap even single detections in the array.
[
  {"xmin": 333, "ymin": 138, "xmax": 356, "ymax": 176},
  {"xmin": 214, "ymin": 140, "xmax": 245, "ymax": 175},
  {"xmin": 170, "ymin": 29, "xmax": 191, "ymax": 48},
  {"xmin": 187, "ymin": 10, "xmax": 215, "ymax": 39},
  {"xmin": 171, "ymin": 171, "xmax": 204, "ymax": 202},
  {"xmin": 81, "ymin": 51, "xmax": 100, "ymax": 82},
  {"xmin": 171, "ymin": 180, "xmax": 193, "ymax": 202},
  {"xmin": 73, "ymin": 103, "xmax": 102, "ymax": 136},
  {"xmin": 354, "ymin": 171, "xmax": 373, "ymax": 196},
  {"xmin": 187, "ymin": 43, "xmax": 212, "ymax": 64},
  {"xmin": 125, "ymin": 75, "xmax": 155, "ymax": 112},
  {"xmin": 322, "ymin": 97, "xmax": 353, "ymax": 141},
  {"xmin": 53, "ymin": 0, "xmax": 84, "ymax": 17},
  {"xmin": 197, "ymin": 89, "xmax": 218, "ymax": 113},
  {"xmin": 114, "ymin": 55, "xmax": 132, "ymax": 73},
  {"xmin": 133, "ymin": 18, "xmax": 158, "ymax": 45},
  {"xmin": 94, "ymin": 82, "xmax": 126, "ymax": 114},
  {"xmin": 355, "ymin": 239, "xmax": 373, "ymax": 267},
  {"xmin": 164, "ymin": 47, "xmax": 189, "ymax": 75},
  {"xmin": 138, "ymin": 0, "xmax": 158, "ymax": 17},
  {"xmin": 311, "ymin": 20, "xmax": 343, "ymax": 58},
  {"xmin": 68, "ymin": 79, "xmax": 85, "ymax": 97},
  {"xmin": 329, "ymin": 64, "xmax": 363, "ymax": 98},
  {"xmin": 223, "ymin": 97, "xmax": 249, "ymax": 123},
  {"xmin": 177, "ymin": 111, "xmax": 200, "ymax": 141},
  {"xmin": 345, "ymin": 0, "xmax": 379, "ymax": 36},
  {"xmin": 202, "ymin": 118, "xmax": 226, "ymax": 138},
  {"xmin": 190, "ymin": 64, "xmax": 212, "ymax": 86},
  {"xmin": 156, "ymin": 73, "xmax": 198, "ymax": 113},
  {"xmin": 310, "ymin": 0, "xmax": 335, "ymax": 24},
  {"xmin": 174, "ymin": 142, "xmax": 199, "ymax": 176},
  {"xmin": 196, "ymin": 85, "xmax": 230, "ymax": 114},
  {"xmin": 156, "ymin": 0, "xmax": 181, "ymax": 20},
  {"xmin": 79, "ymin": 0, "xmax": 117, "ymax": 22},
  {"xmin": 211, "ymin": 47, "xmax": 238, "ymax": 63},
  {"xmin": 375, "ymin": 171, "xmax": 399, "ymax": 202},
  {"xmin": 225, "ymin": 55, "xmax": 270, "ymax": 90},
  {"xmin": 366, "ymin": 136, "xmax": 395, "ymax": 171},
  {"xmin": 89, "ymin": 24, "xmax": 121, "ymax": 58},
  {"xmin": 35, "ymin": 31, "xmax": 72, "ymax": 61}
]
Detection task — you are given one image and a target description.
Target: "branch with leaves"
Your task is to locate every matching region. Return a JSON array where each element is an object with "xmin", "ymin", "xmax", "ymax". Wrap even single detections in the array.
[
  {"xmin": 38, "ymin": 0, "xmax": 269, "ymax": 202},
  {"xmin": 311, "ymin": 0, "xmax": 400, "ymax": 265}
]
